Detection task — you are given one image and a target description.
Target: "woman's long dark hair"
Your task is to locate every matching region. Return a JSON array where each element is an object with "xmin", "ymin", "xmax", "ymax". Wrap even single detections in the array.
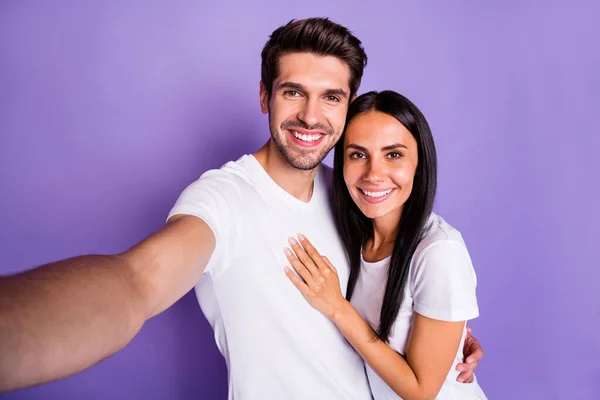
[{"xmin": 333, "ymin": 90, "xmax": 438, "ymax": 343}]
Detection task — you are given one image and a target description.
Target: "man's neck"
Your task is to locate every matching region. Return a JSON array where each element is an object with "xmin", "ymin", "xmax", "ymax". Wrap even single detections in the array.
[{"xmin": 253, "ymin": 140, "xmax": 318, "ymax": 203}]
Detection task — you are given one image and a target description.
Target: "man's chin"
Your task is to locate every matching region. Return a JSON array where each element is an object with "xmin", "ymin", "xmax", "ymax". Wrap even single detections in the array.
[
  {"xmin": 288, "ymin": 158, "xmax": 322, "ymax": 171},
  {"xmin": 285, "ymin": 153, "xmax": 325, "ymax": 171},
  {"xmin": 271, "ymin": 135, "xmax": 330, "ymax": 170}
]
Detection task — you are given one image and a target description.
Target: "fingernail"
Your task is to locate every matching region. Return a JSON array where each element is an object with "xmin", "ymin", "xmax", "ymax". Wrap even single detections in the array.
[
  {"xmin": 284, "ymin": 266, "xmax": 290, "ymax": 272},
  {"xmin": 288, "ymin": 237, "xmax": 297, "ymax": 246},
  {"xmin": 298, "ymin": 233, "xmax": 306, "ymax": 241},
  {"xmin": 458, "ymin": 378, "xmax": 464, "ymax": 383},
  {"xmin": 284, "ymin": 248, "xmax": 292, "ymax": 256},
  {"xmin": 467, "ymin": 358, "xmax": 474, "ymax": 364}
]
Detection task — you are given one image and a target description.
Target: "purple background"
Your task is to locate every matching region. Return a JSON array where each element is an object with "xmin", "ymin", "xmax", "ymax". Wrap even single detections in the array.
[{"xmin": 1, "ymin": 1, "xmax": 598, "ymax": 399}]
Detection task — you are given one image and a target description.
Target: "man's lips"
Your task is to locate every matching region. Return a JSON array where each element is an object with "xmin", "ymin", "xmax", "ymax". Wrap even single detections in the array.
[
  {"xmin": 287, "ymin": 129, "xmax": 325, "ymax": 147},
  {"xmin": 289, "ymin": 127, "xmax": 326, "ymax": 136}
]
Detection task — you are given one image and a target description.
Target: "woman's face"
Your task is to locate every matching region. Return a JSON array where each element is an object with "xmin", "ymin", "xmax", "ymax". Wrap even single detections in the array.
[{"xmin": 343, "ymin": 111, "xmax": 419, "ymax": 223}]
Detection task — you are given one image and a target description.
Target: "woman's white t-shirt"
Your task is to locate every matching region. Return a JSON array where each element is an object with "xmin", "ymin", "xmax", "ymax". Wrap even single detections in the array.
[{"xmin": 350, "ymin": 213, "xmax": 487, "ymax": 399}]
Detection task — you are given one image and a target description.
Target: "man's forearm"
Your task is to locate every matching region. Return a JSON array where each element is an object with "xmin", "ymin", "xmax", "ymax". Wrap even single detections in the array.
[{"xmin": 0, "ymin": 254, "xmax": 148, "ymax": 392}]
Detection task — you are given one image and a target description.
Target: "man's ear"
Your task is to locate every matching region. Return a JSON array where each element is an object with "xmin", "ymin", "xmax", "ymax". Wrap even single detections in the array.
[{"xmin": 259, "ymin": 81, "xmax": 269, "ymax": 114}]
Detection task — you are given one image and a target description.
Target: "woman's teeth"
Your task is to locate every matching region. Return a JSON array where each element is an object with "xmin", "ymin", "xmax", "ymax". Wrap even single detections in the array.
[{"xmin": 360, "ymin": 189, "xmax": 393, "ymax": 198}]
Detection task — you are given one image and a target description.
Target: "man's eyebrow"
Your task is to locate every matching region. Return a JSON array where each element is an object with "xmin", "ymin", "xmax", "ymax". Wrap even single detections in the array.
[
  {"xmin": 324, "ymin": 88, "xmax": 348, "ymax": 98},
  {"xmin": 277, "ymin": 82, "xmax": 305, "ymax": 91}
]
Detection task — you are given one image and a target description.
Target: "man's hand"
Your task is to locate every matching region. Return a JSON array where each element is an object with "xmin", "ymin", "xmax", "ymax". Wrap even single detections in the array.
[{"xmin": 456, "ymin": 325, "xmax": 484, "ymax": 383}]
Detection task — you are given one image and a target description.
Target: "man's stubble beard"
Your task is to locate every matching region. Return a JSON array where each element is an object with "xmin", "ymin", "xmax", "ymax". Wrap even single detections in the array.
[{"xmin": 268, "ymin": 115, "xmax": 338, "ymax": 171}]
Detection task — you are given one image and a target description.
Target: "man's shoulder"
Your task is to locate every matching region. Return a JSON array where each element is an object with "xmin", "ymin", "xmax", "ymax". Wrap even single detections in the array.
[
  {"xmin": 197, "ymin": 155, "xmax": 254, "ymax": 186},
  {"xmin": 177, "ymin": 155, "xmax": 257, "ymax": 204}
]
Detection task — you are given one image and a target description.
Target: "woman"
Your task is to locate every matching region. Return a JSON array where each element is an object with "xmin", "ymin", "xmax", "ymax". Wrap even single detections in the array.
[{"xmin": 284, "ymin": 91, "xmax": 487, "ymax": 399}]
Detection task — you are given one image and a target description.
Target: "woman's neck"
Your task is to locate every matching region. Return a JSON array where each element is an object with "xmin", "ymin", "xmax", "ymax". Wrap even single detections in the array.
[{"xmin": 363, "ymin": 211, "xmax": 401, "ymax": 262}]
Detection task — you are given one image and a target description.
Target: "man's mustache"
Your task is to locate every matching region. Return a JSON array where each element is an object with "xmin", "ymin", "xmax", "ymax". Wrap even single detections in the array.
[{"xmin": 281, "ymin": 120, "xmax": 332, "ymax": 135}]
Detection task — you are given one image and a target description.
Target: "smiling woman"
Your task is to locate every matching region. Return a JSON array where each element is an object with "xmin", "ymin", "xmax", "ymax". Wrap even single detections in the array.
[
  {"xmin": 285, "ymin": 90, "xmax": 487, "ymax": 400},
  {"xmin": 343, "ymin": 111, "xmax": 418, "ymax": 216}
]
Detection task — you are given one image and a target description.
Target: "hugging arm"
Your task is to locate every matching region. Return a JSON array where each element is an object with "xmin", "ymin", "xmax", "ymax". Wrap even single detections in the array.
[{"xmin": 284, "ymin": 235, "xmax": 481, "ymax": 400}]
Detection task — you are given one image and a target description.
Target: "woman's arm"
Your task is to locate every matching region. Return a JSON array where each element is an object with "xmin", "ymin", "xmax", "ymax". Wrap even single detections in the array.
[
  {"xmin": 284, "ymin": 235, "xmax": 466, "ymax": 400},
  {"xmin": 332, "ymin": 301, "xmax": 464, "ymax": 400}
]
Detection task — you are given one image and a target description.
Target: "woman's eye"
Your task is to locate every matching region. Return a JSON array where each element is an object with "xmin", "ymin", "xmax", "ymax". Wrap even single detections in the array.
[
  {"xmin": 388, "ymin": 151, "xmax": 403, "ymax": 159},
  {"xmin": 349, "ymin": 152, "xmax": 366, "ymax": 159}
]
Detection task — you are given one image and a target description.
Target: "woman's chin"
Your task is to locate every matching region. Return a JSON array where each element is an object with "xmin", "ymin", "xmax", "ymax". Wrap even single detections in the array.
[{"xmin": 356, "ymin": 206, "xmax": 383, "ymax": 220}]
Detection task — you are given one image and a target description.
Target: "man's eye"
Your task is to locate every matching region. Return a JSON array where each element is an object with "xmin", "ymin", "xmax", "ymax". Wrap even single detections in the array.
[
  {"xmin": 325, "ymin": 95, "xmax": 340, "ymax": 102},
  {"xmin": 284, "ymin": 90, "xmax": 301, "ymax": 97}
]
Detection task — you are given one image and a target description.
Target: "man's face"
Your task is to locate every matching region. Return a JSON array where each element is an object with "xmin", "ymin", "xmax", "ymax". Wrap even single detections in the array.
[{"xmin": 260, "ymin": 53, "xmax": 352, "ymax": 170}]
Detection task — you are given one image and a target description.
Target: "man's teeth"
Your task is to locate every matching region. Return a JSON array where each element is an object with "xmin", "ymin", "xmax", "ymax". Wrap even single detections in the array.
[
  {"xmin": 292, "ymin": 130, "xmax": 323, "ymax": 142},
  {"xmin": 361, "ymin": 189, "xmax": 393, "ymax": 198}
]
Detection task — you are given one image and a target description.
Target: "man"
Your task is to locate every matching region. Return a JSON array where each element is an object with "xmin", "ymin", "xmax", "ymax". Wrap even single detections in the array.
[{"xmin": 0, "ymin": 18, "xmax": 482, "ymax": 398}]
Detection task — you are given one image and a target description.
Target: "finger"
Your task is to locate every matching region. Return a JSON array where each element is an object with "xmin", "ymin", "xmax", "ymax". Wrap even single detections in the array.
[
  {"xmin": 297, "ymin": 234, "xmax": 328, "ymax": 270},
  {"xmin": 466, "ymin": 347, "xmax": 484, "ymax": 363},
  {"xmin": 456, "ymin": 370, "xmax": 474, "ymax": 383},
  {"xmin": 455, "ymin": 365, "xmax": 472, "ymax": 382},
  {"xmin": 284, "ymin": 266, "xmax": 312, "ymax": 297},
  {"xmin": 288, "ymin": 237, "xmax": 319, "ymax": 276},
  {"xmin": 284, "ymin": 248, "xmax": 316, "ymax": 286},
  {"xmin": 456, "ymin": 369, "xmax": 474, "ymax": 383},
  {"xmin": 456, "ymin": 360, "xmax": 478, "ymax": 371},
  {"xmin": 456, "ymin": 360, "xmax": 477, "ymax": 380},
  {"xmin": 322, "ymin": 256, "xmax": 337, "ymax": 274},
  {"xmin": 466, "ymin": 325, "xmax": 473, "ymax": 335}
]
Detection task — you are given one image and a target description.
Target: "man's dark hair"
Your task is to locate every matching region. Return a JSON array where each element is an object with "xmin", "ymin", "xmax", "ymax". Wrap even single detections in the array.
[{"xmin": 261, "ymin": 17, "xmax": 367, "ymax": 99}]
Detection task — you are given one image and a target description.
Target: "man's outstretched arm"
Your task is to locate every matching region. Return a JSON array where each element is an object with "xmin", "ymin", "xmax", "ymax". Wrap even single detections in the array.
[{"xmin": 0, "ymin": 215, "xmax": 214, "ymax": 392}]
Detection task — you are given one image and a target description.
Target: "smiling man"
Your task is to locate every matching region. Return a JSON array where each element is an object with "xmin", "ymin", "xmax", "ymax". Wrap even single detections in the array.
[{"xmin": 0, "ymin": 18, "xmax": 482, "ymax": 399}]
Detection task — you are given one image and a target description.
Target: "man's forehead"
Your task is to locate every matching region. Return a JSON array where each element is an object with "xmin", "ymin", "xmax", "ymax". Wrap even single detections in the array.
[{"xmin": 275, "ymin": 53, "xmax": 351, "ymax": 93}]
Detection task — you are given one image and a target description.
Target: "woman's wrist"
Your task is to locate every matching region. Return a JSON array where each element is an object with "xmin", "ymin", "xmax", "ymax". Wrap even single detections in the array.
[{"xmin": 331, "ymin": 299, "xmax": 353, "ymax": 325}]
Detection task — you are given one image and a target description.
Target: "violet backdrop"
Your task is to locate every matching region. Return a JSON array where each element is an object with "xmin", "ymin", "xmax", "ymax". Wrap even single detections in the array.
[{"xmin": 1, "ymin": 1, "xmax": 598, "ymax": 399}]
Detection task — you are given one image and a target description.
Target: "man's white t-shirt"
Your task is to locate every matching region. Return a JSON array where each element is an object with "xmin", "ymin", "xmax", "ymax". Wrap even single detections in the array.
[
  {"xmin": 351, "ymin": 213, "xmax": 487, "ymax": 400},
  {"xmin": 168, "ymin": 155, "xmax": 372, "ymax": 399}
]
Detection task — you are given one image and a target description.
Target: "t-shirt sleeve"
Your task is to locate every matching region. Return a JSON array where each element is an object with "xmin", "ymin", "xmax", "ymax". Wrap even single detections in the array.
[
  {"xmin": 167, "ymin": 169, "xmax": 240, "ymax": 276},
  {"xmin": 411, "ymin": 240, "xmax": 479, "ymax": 322}
]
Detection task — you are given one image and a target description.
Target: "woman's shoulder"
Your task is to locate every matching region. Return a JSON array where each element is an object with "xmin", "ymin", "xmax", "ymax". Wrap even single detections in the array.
[
  {"xmin": 415, "ymin": 213, "xmax": 469, "ymax": 258},
  {"xmin": 410, "ymin": 214, "xmax": 479, "ymax": 321}
]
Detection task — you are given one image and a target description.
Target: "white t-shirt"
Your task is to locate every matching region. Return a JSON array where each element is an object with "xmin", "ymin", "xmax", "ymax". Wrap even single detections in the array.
[
  {"xmin": 351, "ymin": 213, "xmax": 487, "ymax": 400},
  {"xmin": 168, "ymin": 155, "xmax": 372, "ymax": 400}
]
